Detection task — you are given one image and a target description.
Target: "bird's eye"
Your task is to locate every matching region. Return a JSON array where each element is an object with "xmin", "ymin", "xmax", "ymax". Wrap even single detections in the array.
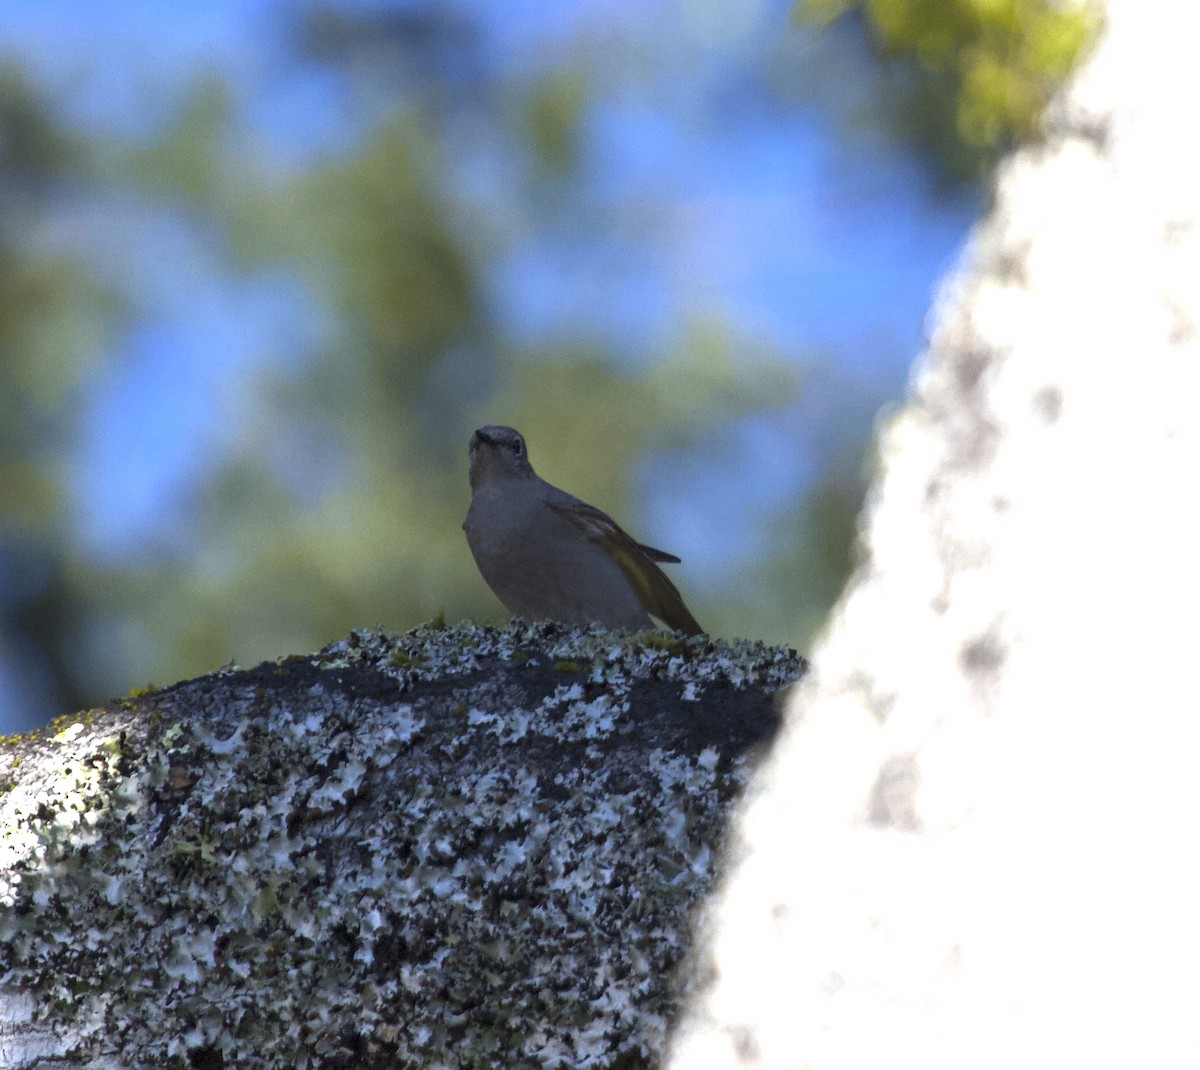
[{"xmin": 511, "ymin": 439, "xmax": 523, "ymax": 455}]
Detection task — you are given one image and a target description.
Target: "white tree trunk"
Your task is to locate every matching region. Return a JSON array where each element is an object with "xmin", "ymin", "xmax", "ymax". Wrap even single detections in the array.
[{"xmin": 669, "ymin": 1, "xmax": 1200, "ymax": 1066}]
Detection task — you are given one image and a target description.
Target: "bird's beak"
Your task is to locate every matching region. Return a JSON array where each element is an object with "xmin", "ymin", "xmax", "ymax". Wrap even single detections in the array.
[{"xmin": 468, "ymin": 429, "xmax": 500, "ymax": 492}]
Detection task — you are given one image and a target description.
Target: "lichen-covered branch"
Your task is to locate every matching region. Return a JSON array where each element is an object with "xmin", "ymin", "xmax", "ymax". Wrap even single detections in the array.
[{"xmin": 1, "ymin": 623, "xmax": 802, "ymax": 1070}]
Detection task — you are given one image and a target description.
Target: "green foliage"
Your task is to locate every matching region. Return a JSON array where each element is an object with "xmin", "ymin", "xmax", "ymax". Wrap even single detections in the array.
[
  {"xmin": 715, "ymin": 457, "xmax": 867, "ymax": 649},
  {"xmin": 56, "ymin": 51, "xmax": 802, "ymax": 693},
  {"xmin": 0, "ymin": 67, "xmax": 77, "ymax": 178},
  {"xmin": 0, "ymin": 67, "xmax": 123, "ymax": 719},
  {"xmin": 0, "ymin": 69, "xmax": 116, "ymax": 447},
  {"xmin": 519, "ymin": 65, "xmax": 589, "ymax": 177},
  {"xmin": 2, "ymin": 3, "xmax": 994, "ymax": 723},
  {"xmin": 494, "ymin": 331, "xmax": 796, "ymax": 515},
  {"xmin": 796, "ymin": 0, "xmax": 1100, "ymax": 176},
  {"xmin": 130, "ymin": 79, "xmax": 235, "ymax": 203},
  {"xmin": 238, "ymin": 117, "xmax": 480, "ymax": 378}
]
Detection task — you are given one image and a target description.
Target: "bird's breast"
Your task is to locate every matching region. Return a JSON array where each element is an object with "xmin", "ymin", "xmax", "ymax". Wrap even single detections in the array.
[{"xmin": 464, "ymin": 480, "xmax": 649, "ymax": 627}]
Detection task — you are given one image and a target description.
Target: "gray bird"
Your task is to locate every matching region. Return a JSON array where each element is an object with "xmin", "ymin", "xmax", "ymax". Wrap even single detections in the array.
[{"xmin": 463, "ymin": 425, "xmax": 704, "ymax": 635}]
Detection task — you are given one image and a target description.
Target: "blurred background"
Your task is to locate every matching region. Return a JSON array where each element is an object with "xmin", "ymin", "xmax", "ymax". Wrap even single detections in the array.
[{"xmin": 0, "ymin": 0, "xmax": 1093, "ymax": 733}]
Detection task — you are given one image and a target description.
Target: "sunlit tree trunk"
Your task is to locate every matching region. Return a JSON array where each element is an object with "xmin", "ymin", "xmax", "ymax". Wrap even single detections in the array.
[{"xmin": 669, "ymin": 1, "xmax": 1200, "ymax": 1065}]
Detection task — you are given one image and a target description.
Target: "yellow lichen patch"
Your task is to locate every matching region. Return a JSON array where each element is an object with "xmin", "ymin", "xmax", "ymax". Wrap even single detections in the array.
[{"xmin": 389, "ymin": 649, "xmax": 423, "ymax": 669}]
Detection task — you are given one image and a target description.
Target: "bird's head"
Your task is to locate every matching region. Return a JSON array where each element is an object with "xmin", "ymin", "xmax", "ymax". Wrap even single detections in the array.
[{"xmin": 469, "ymin": 425, "xmax": 536, "ymax": 490}]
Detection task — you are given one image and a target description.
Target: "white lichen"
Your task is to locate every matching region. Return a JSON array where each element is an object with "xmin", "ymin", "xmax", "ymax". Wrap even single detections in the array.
[{"xmin": 0, "ymin": 621, "xmax": 803, "ymax": 1069}]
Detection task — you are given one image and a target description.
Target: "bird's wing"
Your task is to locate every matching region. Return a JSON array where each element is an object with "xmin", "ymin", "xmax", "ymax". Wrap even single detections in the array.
[
  {"xmin": 636, "ymin": 542, "xmax": 681, "ymax": 563},
  {"xmin": 546, "ymin": 498, "xmax": 704, "ymax": 636}
]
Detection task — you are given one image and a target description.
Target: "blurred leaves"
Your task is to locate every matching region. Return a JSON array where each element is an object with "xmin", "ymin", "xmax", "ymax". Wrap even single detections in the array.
[
  {"xmin": 1, "ymin": 0, "xmax": 1003, "ymax": 730},
  {"xmin": 1, "ymin": 66, "xmax": 119, "ymax": 721},
  {"xmin": 282, "ymin": 119, "xmax": 479, "ymax": 380},
  {"xmin": 131, "ymin": 79, "xmax": 236, "ymax": 203},
  {"xmin": 748, "ymin": 465, "xmax": 866, "ymax": 644},
  {"xmin": 520, "ymin": 66, "xmax": 589, "ymax": 178},
  {"xmin": 796, "ymin": 0, "xmax": 1100, "ymax": 177},
  {"xmin": 1, "ymin": 68, "xmax": 117, "ymax": 430},
  {"xmin": 75, "ymin": 21, "xmax": 772, "ymax": 689},
  {"xmin": 0, "ymin": 66, "xmax": 80, "ymax": 181}
]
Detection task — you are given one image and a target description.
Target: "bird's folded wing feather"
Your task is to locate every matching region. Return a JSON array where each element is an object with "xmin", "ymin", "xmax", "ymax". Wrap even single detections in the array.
[
  {"xmin": 546, "ymin": 499, "xmax": 703, "ymax": 636},
  {"xmin": 636, "ymin": 542, "xmax": 681, "ymax": 563}
]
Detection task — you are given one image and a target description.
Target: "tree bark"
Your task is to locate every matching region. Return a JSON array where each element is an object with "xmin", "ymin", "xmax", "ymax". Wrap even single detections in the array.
[{"xmin": 1, "ymin": 625, "xmax": 801, "ymax": 1069}]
